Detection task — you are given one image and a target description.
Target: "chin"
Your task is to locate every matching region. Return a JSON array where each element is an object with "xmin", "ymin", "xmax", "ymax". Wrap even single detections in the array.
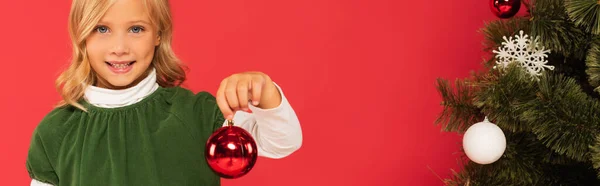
[{"xmin": 106, "ymin": 78, "xmax": 137, "ymax": 89}]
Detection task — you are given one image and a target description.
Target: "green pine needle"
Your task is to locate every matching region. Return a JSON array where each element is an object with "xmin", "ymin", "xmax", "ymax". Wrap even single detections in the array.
[
  {"xmin": 590, "ymin": 134, "xmax": 600, "ymax": 178},
  {"xmin": 474, "ymin": 64, "xmax": 537, "ymax": 133},
  {"xmin": 531, "ymin": 0, "xmax": 591, "ymax": 59},
  {"xmin": 531, "ymin": 0, "xmax": 569, "ymax": 21},
  {"xmin": 435, "ymin": 77, "xmax": 484, "ymax": 133},
  {"xmin": 586, "ymin": 38, "xmax": 600, "ymax": 90},
  {"xmin": 480, "ymin": 18, "xmax": 531, "ymax": 53},
  {"xmin": 565, "ymin": 0, "xmax": 600, "ymax": 35},
  {"xmin": 442, "ymin": 132, "xmax": 599, "ymax": 185},
  {"xmin": 521, "ymin": 72, "xmax": 600, "ymax": 162},
  {"xmin": 444, "ymin": 132, "xmax": 555, "ymax": 185}
]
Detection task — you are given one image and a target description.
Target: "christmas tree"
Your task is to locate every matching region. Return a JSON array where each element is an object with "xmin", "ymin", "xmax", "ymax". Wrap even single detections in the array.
[{"xmin": 435, "ymin": 0, "xmax": 600, "ymax": 185}]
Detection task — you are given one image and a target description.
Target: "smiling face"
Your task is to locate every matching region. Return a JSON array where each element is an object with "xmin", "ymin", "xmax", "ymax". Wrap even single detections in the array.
[{"xmin": 85, "ymin": 0, "xmax": 160, "ymax": 89}]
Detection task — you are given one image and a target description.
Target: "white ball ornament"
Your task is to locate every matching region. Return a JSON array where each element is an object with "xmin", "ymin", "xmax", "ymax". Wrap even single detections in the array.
[{"xmin": 462, "ymin": 117, "xmax": 506, "ymax": 164}]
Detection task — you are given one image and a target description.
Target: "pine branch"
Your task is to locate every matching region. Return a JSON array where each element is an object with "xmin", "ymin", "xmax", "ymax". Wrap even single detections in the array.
[
  {"xmin": 444, "ymin": 131, "xmax": 546, "ymax": 186},
  {"xmin": 444, "ymin": 130, "xmax": 597, "ymax": 185},
  {"xmin": 565, "ymin": 0, "xmax": 600, "ymax": 35},
  {"xmin": 545, "ymin": 52, "xmax": 600, "ymax": 100},
  {"xmin": 435, "ymin": 77, "xmax": 484, "ymax": 133},
  {"xmin": 539, "ymin": 148, "xmax": 580, "ymax": 165},
  {"xmin": 480, "ymin": 17, "xmax": 531, "ymax": 53},
  {"xmin": 589, "ymin": 134, "xmax": 600, "ymax": 178},
  {"xmin": 586, "ymin": 38, "xmax": 600, "ymax": 91},
  {"xmin": 532, "ymin": 0, "xmax": 568, "ymax": 19},
  {"xmin": 530, "ymin": 0, "xmax": 592, "ymax": 59},
  {"xmin": 520, "ymin": 72, "xmax": 600, "ymax": 162},
  {"xmin": 539, "ymin": 162, "xmax": 600, "ymax": 185},
  {"xmin": 530, "ymin": 0, "xmax": 597, "ymax": 98},
  {"xmin": 473, "ymin": 64, "xmax": 537, "ymax": 133},
  {"xmin": 530, "ymin": 18, "xmax": 589, "ymax": 59}
]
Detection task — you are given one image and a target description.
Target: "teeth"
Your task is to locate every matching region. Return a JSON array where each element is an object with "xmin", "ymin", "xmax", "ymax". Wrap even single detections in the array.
[{"xmin": 109, "ymin": 62, "xmax": 131, "ymax": 69}]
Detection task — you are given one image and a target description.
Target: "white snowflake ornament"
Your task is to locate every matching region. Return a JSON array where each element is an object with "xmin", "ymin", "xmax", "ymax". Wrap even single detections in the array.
[{"xmin": 492, "ymin": 30, "xmax": 553, "ymax": 78}]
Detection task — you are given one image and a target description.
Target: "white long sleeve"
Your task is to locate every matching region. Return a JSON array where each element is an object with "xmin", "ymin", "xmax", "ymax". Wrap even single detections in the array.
[{"xmin": 224, "ymin": 82, "xmax": 303, "ymax": 158}]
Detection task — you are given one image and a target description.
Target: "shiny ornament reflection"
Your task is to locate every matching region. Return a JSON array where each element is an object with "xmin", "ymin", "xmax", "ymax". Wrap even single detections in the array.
[
  {"xmin": 205, "ymin": 120, "xmax": 258, "ymax": 179},
  {"xmin": 489, "ymin": 0, "xmax": 521, "ymax": 19}
]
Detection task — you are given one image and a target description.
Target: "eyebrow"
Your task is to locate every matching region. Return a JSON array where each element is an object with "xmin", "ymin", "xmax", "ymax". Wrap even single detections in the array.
[
  {"xmin": 97, "ymin": 20, "xmax": 152, "ymax": 26},
  {"xmin": 128, "ymin": 20, "xmax": 152, "ymax": 25}
]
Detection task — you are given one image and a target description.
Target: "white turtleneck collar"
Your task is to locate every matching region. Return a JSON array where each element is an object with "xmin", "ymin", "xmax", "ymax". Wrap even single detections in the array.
[{"xmin": 84, "ymin": 68, "xmax": 160, "ymax": 108}]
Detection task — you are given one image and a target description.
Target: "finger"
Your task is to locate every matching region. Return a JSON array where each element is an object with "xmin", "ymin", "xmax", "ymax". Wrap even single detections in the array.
[
  {"xmin": 250, "ymin": 75, "xmax": 264, "ymax": 106},
  {"xmin": 216, "ymin": 79, "xmax": 233, "ymax": 120},
  {"xmin": 225, "ymin": 76, "xmax": 240, "ymax": 112},
  {"xmin": 237, "ymin": 77, "xmax": 250, "ymax": 111}
]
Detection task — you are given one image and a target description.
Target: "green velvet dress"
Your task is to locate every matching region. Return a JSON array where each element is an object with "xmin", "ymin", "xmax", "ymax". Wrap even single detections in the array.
[{"xmin": 26, "ymin": 86, "xmax": 225, "ymax": 186}]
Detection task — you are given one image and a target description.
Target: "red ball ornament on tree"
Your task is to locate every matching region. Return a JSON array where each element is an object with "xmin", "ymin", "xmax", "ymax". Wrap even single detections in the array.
[
  {"xmin": 205, "ymin": 120, "xmax": 258, "ymax": 179},
  {"xmin": 489, "ymin": 0, "xmax": 521, "ymax": 19}
]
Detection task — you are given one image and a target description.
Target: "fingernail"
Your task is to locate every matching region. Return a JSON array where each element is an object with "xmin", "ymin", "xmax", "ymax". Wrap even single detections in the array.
[
  {"xmin": 252, "ymin": 101, "xmax": 259, "ymax": 105},
  {"xmin": 226, "ymin": 115, "xmax": 233, "ymax": 120}
]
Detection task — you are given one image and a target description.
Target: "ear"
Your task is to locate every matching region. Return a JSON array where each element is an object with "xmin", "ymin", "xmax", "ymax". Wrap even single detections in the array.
[{"xmin": 155, "ymin": 32, "xmax": 161, "ymax": 46}]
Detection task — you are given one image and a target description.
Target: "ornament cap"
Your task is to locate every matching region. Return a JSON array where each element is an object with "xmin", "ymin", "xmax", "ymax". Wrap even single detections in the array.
[
  {"xmin": 227, "ymin": 119, "xmax": 234, "ymax": 127},
  {"xmin": 484, "ymin": 116, "xmax": 489, "ymax": 123}
]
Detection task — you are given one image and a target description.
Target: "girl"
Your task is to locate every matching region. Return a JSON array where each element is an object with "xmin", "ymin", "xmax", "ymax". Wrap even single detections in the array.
[{"xmin": 26, "ymin": 0, "xmax": 303, "ymax": 185}]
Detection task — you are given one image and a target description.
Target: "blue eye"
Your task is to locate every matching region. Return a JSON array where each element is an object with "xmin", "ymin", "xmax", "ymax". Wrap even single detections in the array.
[
  {"xmin": 96, "ymin": 26, "xmax": 108, "ymax": 33},
  {"xmin": 130, "ymin": 26, "xmax": 144, "ymax": 33}
]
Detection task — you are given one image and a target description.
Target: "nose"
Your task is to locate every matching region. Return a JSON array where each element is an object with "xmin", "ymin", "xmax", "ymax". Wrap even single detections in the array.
[{"xmin": 109, "ymin": 34, "xmax": 130, "ymax": 57}]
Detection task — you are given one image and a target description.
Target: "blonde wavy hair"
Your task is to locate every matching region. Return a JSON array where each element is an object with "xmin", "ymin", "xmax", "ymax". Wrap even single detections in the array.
[{"xmin": 55, "ymin": 0, "xmax": 186, "ymax": 111}]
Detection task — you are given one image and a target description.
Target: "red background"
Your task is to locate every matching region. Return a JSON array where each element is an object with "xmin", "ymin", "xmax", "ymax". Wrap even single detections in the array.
[{"xmin": 0, "ymin": 0, "xmax": 513, "ymax": 185}]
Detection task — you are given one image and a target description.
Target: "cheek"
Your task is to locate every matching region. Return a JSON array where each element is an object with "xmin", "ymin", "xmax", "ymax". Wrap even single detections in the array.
[
  {"xmin": 134, "ymin": 37, "xmax": 157, "ymax": 63},
  {"xmin": 86, "ymin": 39, "xmax": 106, "ymax": 62}
]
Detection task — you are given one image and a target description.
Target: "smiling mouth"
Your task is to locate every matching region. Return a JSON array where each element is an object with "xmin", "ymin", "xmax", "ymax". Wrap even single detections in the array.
[{"xmin": 106, "ymin": 61, "xmax": 136, "ymax": 69}]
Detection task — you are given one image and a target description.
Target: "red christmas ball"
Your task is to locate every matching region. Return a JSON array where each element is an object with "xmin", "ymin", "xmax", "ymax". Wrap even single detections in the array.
[
  {"xmin": 489, "ymin": 0, "xmax": 521, "ymax": 19},
  {"xmin": 205, "ymin": 120, "xmax": 258, "ymax": 179}
]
